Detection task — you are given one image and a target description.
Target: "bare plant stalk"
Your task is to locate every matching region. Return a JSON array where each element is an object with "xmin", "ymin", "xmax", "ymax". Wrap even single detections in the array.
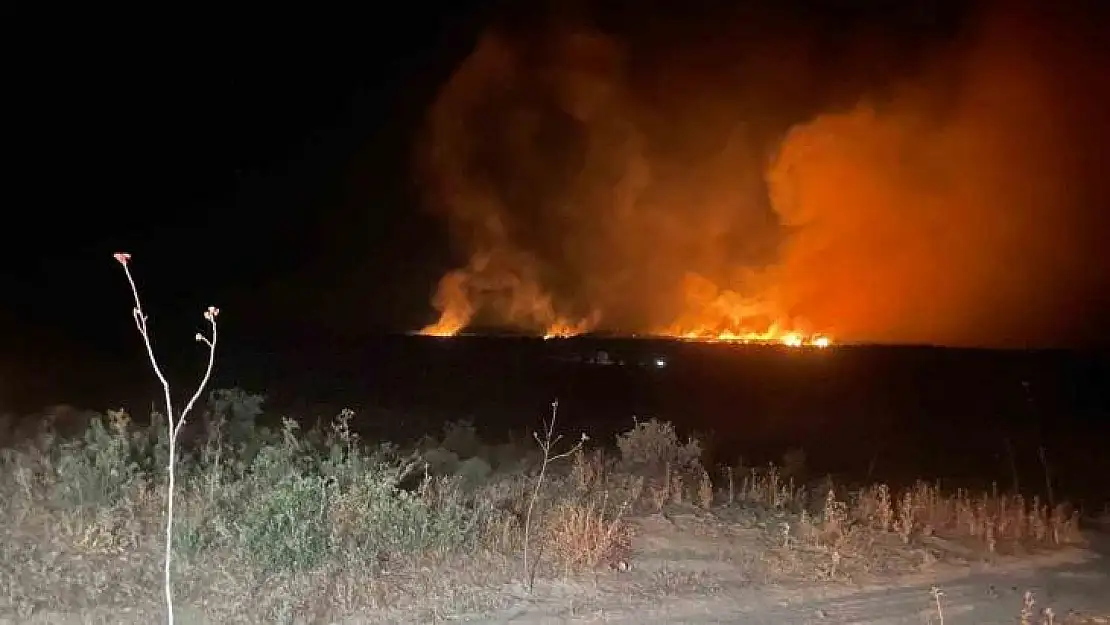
[
  {"xmin": 930, "ymin": 585, "xmax": 945, "ymax": 625},
  {"xmin": 523, "ymin": 398, "xmax": 586, "ymax": 590},
  {"xmin": 114, "ymin": 253, "xmax": 219, "ymax": 625}
]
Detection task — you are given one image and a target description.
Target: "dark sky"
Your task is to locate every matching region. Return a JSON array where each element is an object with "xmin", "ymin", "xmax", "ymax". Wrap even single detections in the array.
[
  {"xmin": 8, "ymin": 6, "xmax": 485, "ymax": 354},
  {"xmin": 6, "ymin": 0, "xmax": 1110, "ymax": 368}
]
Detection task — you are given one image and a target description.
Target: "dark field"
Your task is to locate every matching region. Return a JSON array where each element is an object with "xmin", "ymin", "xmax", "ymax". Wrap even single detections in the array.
[{"xmin": 6, "ymin": 335, "xmax": 1110, "ymax": 507}]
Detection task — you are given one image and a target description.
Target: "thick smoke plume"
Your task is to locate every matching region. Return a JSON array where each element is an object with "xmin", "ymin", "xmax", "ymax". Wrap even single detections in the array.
[{"xmin": 417, "ymin": 4, "xmax": 1109, "ymax": 347}]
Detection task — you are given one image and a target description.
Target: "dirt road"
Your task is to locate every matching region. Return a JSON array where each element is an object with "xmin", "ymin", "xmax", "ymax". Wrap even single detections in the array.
[
  {"xmin": 10, "ymin": 521, "xmax": 1109, "ymax": 624},
  {"xmin": 462, "ymin": 527, "xmax": 1110, "ymax": 624}
]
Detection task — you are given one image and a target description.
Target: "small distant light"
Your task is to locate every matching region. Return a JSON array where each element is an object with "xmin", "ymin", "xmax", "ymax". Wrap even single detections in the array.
[{"xmin": 654, "ymin": 357, "xmax": 667, "ymax": 368}]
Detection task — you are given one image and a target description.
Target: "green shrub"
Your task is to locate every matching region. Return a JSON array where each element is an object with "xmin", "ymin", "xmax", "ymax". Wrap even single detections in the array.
[
  {"xmin": 237, "ymin": 472, "xmax": 335, "ymax": 572},
  {"xmin": 173, "ymin": 512, "xmax": 215, "ymax": 560},
  {"xmin": 328, "ymin": 459, "xmax": 483, "ymax": 561},
  {"xmin": 187, "ymin": 416, "xmax": 489, "ymax": 574},
  {"xmin": 615, "ymin": 417, "xmax": 703, "ymax": 473},
  {"xmin": 340, "ymin": 479, "xmax": 426, "ymax": 555},
  {"xmin": 50, "ymin": 411, "xmax": 142, "ymax": 508}
]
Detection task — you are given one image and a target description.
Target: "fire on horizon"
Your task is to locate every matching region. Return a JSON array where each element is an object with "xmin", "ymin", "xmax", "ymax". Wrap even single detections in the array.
[
  {"xmin": 413, "ymin": 3, "xmax": 1110, "ymax": 350},
  {"xmin": 418, "ymin": 322, "xmax": 833, "ymax": 348},
  {"xmin": 417, "ymin": 280, "xmax": 834, "ymax": 346}
]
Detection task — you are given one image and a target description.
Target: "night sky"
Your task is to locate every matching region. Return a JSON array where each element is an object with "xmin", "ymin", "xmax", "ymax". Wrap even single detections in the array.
[
  {"xmin": 8, "ymin": 6, "xmax": 483, "ymax": 354},
  {"xmin": 6, "ymin": 0, "xmax": 1110, "ymax": 377}
]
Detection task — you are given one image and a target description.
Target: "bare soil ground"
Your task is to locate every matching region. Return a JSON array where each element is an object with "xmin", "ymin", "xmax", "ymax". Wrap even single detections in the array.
[
  {"xmin": 9, "ymin": 508, "xmax": 1108, "ymax": 625},
  {"xmin": 456, "ymin": 512, "xmax": 1110, "ymax": 625}
]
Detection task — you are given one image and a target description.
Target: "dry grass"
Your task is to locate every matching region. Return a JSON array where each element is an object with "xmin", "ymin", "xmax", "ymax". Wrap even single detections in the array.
[
  {"xmin": 714, "ymin": 463, "xmax": 1085, "ymax": 584},
  {"xmin": 927, "ymin": 586, "xmax": 1108, "ymax": 625},
  {"xmin": 853, "ymin": 480, "xmax": 1084, "ymax": 552},
  {"xmin": 544, "ymin": 491, "xmax": 634, "ymax": 574},
  {"xmin": 0, "ymin": 409, "xmax": 1096, "ymax": 622}
]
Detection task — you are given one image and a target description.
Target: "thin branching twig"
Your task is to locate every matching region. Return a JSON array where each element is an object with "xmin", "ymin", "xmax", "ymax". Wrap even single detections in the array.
[
  {"xmin": 114, "ymin": 252, "xmax": 219, "ymax": 625},
  {"xmin": 523, "ymin": 398, "xmax": 587, "ymax": 590}
]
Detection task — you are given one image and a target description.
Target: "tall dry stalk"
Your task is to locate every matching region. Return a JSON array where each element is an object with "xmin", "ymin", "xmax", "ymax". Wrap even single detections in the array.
[
  {"xmin": 523, "ymin": 398, "xmax": 586, "ymax": 589},
  {"xmin": 114, "ymin": 253, "xmax": 219, "ymax": 625},
  {"xmin": 930, "ymin": 585, "xmax": 946, "ymax": 625}
]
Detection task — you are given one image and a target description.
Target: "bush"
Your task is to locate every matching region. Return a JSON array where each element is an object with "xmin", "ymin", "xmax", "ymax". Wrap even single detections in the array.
[
  {"xmin": 238, "ymin": 472, "xmax": 334, "ymax": 572},
  {"xmin": 336, "ymin": 473, "xmax": 482, "ymax": 558},
  {"xmin": 544, "ymin": 492, "xmax": 632, "ymax": 573},
  {"xmin": 50, "ymin": 410, "xmax": 142, "ymax": 508},
  {"xmin": 190, "ymin": 417, "xmax": 489, "ymax": 573},
  {"xmin": 615, "ymin": 417, "xmax": 703, "ymax": 473}
]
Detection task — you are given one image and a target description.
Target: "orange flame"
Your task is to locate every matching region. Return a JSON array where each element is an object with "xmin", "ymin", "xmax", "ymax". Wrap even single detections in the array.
[
  {"xmin": 417, "ymin": 265, "xmax": 601, "ymax": 339},
  {"xmin": 650, "ymin": 272, "xmax": 833, "ymax": 346},
  {"xmin": 418, "ymin": 270, "xmax": 473, "ymax": 336},
  {"xmin": 661, "ymin": 327, "xmax": 832, "ymax": 347},
  {"xmin": 542, "ymin": 314, "xmax": 599, "ymax": 339},
  {"xmin": 417, "ymin": 269, "xmax": 834, "ymax": 345}
]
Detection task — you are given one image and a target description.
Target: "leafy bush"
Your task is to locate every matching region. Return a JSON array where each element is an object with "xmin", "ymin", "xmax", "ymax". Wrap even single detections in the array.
[
  {"xmin": 615, "ymin": 417, "xmax": 703, "ymax": 473},
  {"xmin": 50, "ymin": 410, "xmax": 142, "ymax": 508},
  {"xmin": 168, "ymin": 416, "xmax": 489, "ymax": 574},
  {"xmin": 333, "ymin": 471, "xmax": 482, "ymax": 560},
  {"xmin": 238, "ymin": 472, "xmax": 335, "ymax": 572}
]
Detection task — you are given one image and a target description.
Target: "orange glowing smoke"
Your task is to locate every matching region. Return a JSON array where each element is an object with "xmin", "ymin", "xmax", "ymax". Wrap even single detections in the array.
[
  {"xmin": 756, "ymin": 6, "xmax": 1108, "ymax": 347},
  {"xmin": 414, "ymin": 4, "xmax": 1110, "ymax": 348}
]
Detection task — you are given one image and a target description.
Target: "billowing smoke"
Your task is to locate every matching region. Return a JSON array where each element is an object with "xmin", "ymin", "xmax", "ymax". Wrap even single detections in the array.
[{"xmin": 417, "ymin": 3, "xmax": 1110, "ymax": 347}]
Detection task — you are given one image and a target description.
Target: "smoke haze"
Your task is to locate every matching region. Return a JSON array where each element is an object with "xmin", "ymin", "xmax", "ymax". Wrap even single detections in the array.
[{"xmin": 416, "ymin": 2, "xmax": 1110, "ymax": 347}]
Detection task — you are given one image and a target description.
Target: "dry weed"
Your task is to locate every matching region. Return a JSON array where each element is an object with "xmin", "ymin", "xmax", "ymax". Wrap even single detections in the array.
[
  {"xmin": 544, "ymin": 491, "xmax": 633, "ymax": 575},
  {"xmin": 854, "ymin": 481, "xmax": 1082, "ymax": 550},
  {"xmin": 696, "ymin": 469, "xmax": 714, "ymax": 509}
]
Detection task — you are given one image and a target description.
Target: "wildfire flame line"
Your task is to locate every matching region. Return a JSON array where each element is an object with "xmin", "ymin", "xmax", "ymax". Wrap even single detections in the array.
[
  {"xmin": 419, "ymin": 321, "xmax": 832, "ymax": 347},
  {"xmin": 672, "ymin": 330, "xmax": 832, "ymax": 347}
]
